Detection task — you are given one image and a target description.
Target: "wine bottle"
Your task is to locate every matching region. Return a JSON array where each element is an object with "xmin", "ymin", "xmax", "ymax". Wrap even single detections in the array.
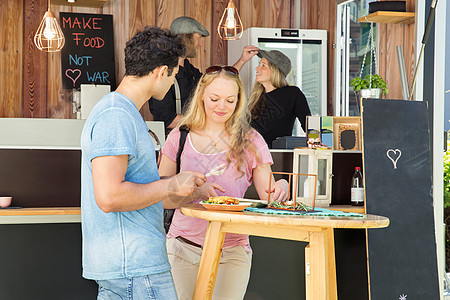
[{"xmin": 351, "ymin": 167, "xmax": 364, "ymax": 206}]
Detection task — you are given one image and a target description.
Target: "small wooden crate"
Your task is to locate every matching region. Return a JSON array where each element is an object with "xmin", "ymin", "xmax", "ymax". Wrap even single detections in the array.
[
  {"xmin": 332, "ymin": 117, "xmax": 361, "ymax": 151},
  {"xmin": 292, "ymin": 148, "xmax": 333, "ymax": 206}
]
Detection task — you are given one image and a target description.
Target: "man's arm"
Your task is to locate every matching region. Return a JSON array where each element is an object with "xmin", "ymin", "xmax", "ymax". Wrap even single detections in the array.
[
  {"xmin": 158, "ymin": 154, "xmax": 225, "ymax": 209},
  {"xmin": 92, "ymin": 155, "xmax": 205, "ymax": 213}
]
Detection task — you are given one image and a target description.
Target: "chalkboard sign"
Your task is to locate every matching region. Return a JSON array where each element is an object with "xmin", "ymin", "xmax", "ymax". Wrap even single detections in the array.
[
  {"xmin": 60, "ymin": 13, "xmax": 116, "ymax": 89},
  {"xmin": 362, "ymin": 99, "xmax": 439, "ymax": 299}
]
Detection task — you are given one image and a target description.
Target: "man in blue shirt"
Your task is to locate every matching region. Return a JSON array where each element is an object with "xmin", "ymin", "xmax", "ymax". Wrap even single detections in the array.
[{"xmin": 81, "ymin": 26, "xmax": 206, "ymax": 299}]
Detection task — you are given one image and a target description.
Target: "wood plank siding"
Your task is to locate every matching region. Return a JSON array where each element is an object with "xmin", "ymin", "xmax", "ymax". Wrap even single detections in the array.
[
  {"xmin": 0, "ymin": 0, "xmax": 415, "ymax": 119},
  {"xmin": 378, "ymin": 0, "xmax": 415, "ymax": 100}
]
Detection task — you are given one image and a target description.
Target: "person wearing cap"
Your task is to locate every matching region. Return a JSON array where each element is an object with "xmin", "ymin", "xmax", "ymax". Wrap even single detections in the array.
[
  {"xmin": 148, "ymin": 16, "xmax": 258, "ymax": 134},
  {"xmin": 248, "ymin": 49, "xmax": 311, "ymax": 147}
]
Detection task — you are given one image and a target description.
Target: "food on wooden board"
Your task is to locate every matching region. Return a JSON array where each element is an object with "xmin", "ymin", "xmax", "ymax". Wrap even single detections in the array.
[{"xmin": 203, "ymin": 196, "xmax": 240, "ymax": 205}]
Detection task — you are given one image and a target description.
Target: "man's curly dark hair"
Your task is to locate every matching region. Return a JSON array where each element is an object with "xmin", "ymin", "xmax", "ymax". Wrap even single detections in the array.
[{"xmin": 124, "ymin": 26, "xmax": 186, "ymax": 77}]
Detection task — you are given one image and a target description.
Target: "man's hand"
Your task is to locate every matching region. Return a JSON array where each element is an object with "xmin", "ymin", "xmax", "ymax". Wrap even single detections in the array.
[{"xmin": 168, "ymin": 171, "xmax": 206, "ymax": 197}]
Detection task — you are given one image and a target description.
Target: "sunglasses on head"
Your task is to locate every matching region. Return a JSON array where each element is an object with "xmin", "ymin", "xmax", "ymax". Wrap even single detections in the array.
[{"xmin": 205, "ymin": 65, "xmax": 239, "ymax": 76}]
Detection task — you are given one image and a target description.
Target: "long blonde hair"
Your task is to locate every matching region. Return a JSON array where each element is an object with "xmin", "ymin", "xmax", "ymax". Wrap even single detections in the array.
[
  {"xmin": 248, "ymin": 60, "xmax": 289, "ymax": 119},
  {"xmin": 179, "ymin": 69, "xmax": 258, "ymax": 175}
]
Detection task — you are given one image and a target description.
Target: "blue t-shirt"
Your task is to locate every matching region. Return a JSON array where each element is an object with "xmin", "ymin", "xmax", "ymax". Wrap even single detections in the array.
[{"xmin": 80, "ymin": 92, "xmax": 169, "ymax": 280}]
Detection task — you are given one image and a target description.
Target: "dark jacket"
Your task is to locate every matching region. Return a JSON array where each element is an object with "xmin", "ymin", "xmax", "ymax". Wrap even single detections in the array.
[{"xmin": 148, "ymin": 59, "xmax": 202, "ymax": 133}]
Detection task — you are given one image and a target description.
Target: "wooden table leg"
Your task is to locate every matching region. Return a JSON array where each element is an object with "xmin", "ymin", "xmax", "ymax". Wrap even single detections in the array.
[
  {"xmin": 308, "ymin": 228, "xmax": 337, "ymax": 300},
  {"xmin": 325, "ymin": 228, "xmax": 337, "ymax": 300},
  {"xmin": 305, "ymin": 245, "xmax": 312, "ymax": 299},
  {"xmin": 193, "ymin": 221, "xmax": 226, "ymax": 300}
]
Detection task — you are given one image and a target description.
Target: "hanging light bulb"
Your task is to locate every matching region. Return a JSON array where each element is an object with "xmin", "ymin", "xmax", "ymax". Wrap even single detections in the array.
[
  {"xmin": 34, "ymin": 0, "xmax": 65, "ymax": 52},
  {"xmin": 43, "ymin": 16, "xmax": 57, "ymax": 39},
  {"xmin": 218, "ymin": 0, "xmax": 243, "ymax": 40}
]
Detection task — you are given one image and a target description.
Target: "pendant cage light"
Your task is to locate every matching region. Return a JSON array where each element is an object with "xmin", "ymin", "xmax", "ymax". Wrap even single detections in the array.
[
  {"xmin": 218, "ymin": 0, "xmax": 243, "ymax": 40},
  {"xmin": 34, "ymin": 0, "xmax": 65, "ymax": 52}
]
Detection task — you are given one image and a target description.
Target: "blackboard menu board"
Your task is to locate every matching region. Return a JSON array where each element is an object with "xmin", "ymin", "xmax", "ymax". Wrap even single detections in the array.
[
  {"xmin": 60, "ymin": 13, "xmax": 116, "ymax": 89},
  {"xmin": 362, "ymin": 99, "xmax": 439, "ymax": 299}
]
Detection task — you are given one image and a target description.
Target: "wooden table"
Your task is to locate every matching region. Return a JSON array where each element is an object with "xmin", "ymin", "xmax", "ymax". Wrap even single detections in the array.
[{"xmin": 180, "ymin": 205, "xmax": 389, "ymax": 300}]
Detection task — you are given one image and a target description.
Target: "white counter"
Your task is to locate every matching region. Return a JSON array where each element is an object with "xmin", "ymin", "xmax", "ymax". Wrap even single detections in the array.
[{"xmin": 0, "ymin": 118, "xmax": 165, "ymax": 149}]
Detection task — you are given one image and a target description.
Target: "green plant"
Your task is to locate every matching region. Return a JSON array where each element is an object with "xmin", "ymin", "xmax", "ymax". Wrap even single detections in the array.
[
  {"xmin": 444, "ymin": 142, "xmax": 450, "ymax": 208},
  {"xmin": 350, "ymin": 74, "xmax": 389, "ymax": 96}
]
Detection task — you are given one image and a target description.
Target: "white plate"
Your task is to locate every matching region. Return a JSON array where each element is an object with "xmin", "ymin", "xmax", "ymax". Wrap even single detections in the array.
[{"xmin": 236, "ymin": 198, "xmax": 268, "ymax": 204}]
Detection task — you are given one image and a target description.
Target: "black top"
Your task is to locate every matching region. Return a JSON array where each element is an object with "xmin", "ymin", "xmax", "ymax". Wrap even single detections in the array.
[
  {"xmin": 251, "ymin": 86, "xmax": 311, "ymax": 147},
  {"xmin": 148, "ymin": 59, "xmax": 202, "ymax": 132}
]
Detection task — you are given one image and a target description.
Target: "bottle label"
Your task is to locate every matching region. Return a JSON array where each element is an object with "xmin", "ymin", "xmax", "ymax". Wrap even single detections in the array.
[{"xmin": 351, "ymin": 187, "xmax": 364, "ymax": 203}]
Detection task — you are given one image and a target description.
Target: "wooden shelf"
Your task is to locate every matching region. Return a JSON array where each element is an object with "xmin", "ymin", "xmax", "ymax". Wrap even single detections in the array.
[
  {"xmin": 0, "ymin": 207, "xmax": 81, "ymax": 224},
  {"xmin": 358, "ymin": 11, "xmax": 415, "ymax": 25},
  {"xmin": 0, "ymin": 207, "xmax": 80, "ymax": 216},
  {"xmin": 51, "ymin": 0, "xmax": 107, "ymax": 8}
]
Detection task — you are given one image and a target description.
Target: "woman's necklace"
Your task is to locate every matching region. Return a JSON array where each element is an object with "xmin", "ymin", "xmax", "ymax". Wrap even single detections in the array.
[{"xmin": 203, "ymin": 130, "xmax": 226, "ymax": 147}]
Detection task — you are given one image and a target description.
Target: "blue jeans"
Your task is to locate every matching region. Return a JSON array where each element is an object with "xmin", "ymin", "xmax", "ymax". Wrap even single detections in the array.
[{"xmin": 96, "ymin": 272, "xmax": 178, "ymax": 300}]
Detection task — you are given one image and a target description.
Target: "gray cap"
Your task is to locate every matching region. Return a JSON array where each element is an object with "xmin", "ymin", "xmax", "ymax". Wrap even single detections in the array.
[
  {"xmin": 170, "ymin": 16, "xmax": 210, "ymax": 37},
  {"xmin": 257, "ymin": 50, "xmax": 291, "ymax": 77}
]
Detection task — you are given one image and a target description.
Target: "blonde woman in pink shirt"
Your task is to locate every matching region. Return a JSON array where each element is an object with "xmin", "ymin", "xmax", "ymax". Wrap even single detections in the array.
[{"xmin": 159, "ymin": 65, "xmax": 288, "ymax": 300}]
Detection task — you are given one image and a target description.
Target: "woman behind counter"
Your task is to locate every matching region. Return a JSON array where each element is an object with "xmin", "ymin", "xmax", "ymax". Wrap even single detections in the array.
[
  {"xmin": 159, "ymin": 65, "xmax": 288, "ymax": 299},
  {"xmin": 248, "ymin": 49, "xmax": 311, "ymax": 147}
]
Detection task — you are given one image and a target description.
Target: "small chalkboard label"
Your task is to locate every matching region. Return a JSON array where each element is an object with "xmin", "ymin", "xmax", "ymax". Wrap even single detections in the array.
[
  {"xmin": 340, "ymin": 130, "xmax": 356, "ymax": 150},
  {"xmin": 362, "ymin": 99, "xmax": 439, "ymax": 299},
  {"xmin": 60, "ymin": 12, "xmax": 116, "ymax": 89}
]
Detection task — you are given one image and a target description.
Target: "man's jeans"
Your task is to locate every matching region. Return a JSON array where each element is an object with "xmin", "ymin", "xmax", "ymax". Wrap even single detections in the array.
[{"xmin": 96, "ymin": 271, "xmax": 178, "ymax": 300}]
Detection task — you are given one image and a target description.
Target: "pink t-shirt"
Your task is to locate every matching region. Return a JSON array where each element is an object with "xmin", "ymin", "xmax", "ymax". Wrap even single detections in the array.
[{"xmin": 163, "ymin": 128, "xmax": 273, "ymax": 250}]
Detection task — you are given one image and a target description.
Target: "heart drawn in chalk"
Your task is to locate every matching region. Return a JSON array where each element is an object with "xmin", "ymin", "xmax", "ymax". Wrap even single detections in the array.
[
  {"xmin": 65, "ymin": 69, "xmax": 82, "ymax": 87},
  {"xmin": 386, "ymin": 149, "xmax": 402, "ymax": 169}
]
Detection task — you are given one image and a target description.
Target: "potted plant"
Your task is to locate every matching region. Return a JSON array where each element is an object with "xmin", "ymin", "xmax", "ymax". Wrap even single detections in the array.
[{"xmin": 350, "ymin": 74, "xmax": 389, "ymax": 99}]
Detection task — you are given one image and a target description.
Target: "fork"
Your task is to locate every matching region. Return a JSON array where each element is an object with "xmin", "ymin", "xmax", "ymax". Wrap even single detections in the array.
[{"xmin": 205, "ymin": 163, "xmax": 227, "ymax": 178}]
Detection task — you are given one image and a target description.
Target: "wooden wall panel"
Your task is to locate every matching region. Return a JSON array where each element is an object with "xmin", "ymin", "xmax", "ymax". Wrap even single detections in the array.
[
  {"xmin": 384, "ymin": 24, "xmax": 404, "ymax": 99},
  {"xmin": 378, "ymin": 24, "xmax": 387, "ymax": 89},
  {"xmin": 265, "ymin": 0, "xmax": 291, "ymax": 28},
  {"xmin": 23, "ymin": 0, "xmax": 48, "ymax": 118},
  {"xmin": 240, "ymin": 0, "xmax": 264, "ymax": 28},
  {"xmin": 129, "ymin": 0, "xmax": 156, "ymax": 37},
  {"xmin": 308, "ymin": 0, "xmax": 319, "ymax": 29},
  {"xmin": 0, "ymin": 0, "xmax": 418, "ymax": 119},
  {"xmin": 129, "ymin": 0, "xmax": 156, "ymax": 121},
  {"xmin": 403, "ymin": 0, "xmax": 415, "ymax": 98},
  {"xmin": 156, "ymin": 0, "xmax": 184, "ymax": 29},
  {"xmin": 186, "ymin": 0, "xmax": 212, "ymax": 72},
  {"xmin": 47, "ymin": 6, "xmax": 70, "ymax": 119},
  {"xmin": 211, "ymin": 0, "xmax": 228, "ymax": 66},
  {"xmin": 0, "ymin": 0, "xmax": 23, "ymax": 117},
  {"xmin": 300, "ymin": 0, "xmax": 309, "ymax": 29},
  {"xmin": 404, "ymin": 22, "xmax": 415, "ymax": 93},
  {"xmin": 103, "ymin": 0, "xmax": 128, "ymax": 85},
  {"xmin": 378, "ymin": 0, "xmax": 415, "ymax": 100}
]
